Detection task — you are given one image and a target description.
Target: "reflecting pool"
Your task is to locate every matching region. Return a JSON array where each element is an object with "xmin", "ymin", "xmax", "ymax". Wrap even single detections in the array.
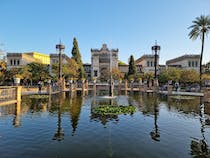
[{"xmin": 0, "ymin": 92, "xmax": 210, "ymax": 158}]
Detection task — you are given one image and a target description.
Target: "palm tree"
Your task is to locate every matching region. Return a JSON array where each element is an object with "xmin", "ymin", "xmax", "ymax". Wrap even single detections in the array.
[{"xmin": 188, "ymin": 15, "xmax": 210, "ymax": 90}]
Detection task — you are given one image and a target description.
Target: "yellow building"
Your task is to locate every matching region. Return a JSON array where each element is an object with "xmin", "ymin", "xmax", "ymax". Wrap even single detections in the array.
[{"xmin": 7, "ymin": 52, "xmax": 50, "ymax": 69}]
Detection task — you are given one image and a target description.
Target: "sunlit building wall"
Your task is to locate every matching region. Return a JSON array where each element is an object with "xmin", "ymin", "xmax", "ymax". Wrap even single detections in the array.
[{"xmin": 7, "ymin": 52, "xmax": 50, "ymax": 69}]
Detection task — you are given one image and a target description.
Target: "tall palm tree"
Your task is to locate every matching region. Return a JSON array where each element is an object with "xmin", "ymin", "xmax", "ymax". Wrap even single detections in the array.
[{"xmin": 188, "ymin": 15, "xmax": 210, "ymax": 90}]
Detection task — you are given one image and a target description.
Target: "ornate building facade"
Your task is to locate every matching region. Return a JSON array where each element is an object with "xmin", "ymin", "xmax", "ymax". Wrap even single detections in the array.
[{"xmin": 91, "ymin": 44, "xmax": 118, "ymax": 79}]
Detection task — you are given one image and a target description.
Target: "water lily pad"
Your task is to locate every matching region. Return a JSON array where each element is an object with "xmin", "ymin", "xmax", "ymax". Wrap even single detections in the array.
[{"xmin": 92, "ymin": 105, "xmax": 136, "ymax": 115}]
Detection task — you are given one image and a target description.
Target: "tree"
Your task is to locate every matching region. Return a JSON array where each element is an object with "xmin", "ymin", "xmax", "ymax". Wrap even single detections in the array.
[
  {"xmin": 21, "ymin": 65, "xmax": 32, "ymax": 84},
  {"xmin": 118, "ymin": 60, "xmax": 126, "ymax": 65},
  {"xmin": 62, "ymin": 59, "xmax": 79, "ymax": 80},
  {"xmin": 0, "ymin": 60, "xmax": 6, "ymax": 71},
  {"xmin": 127, "ymin": 55, "xmax": 137, "ymax": 79},
  {"xmin": 27, "ymin": 62, "xmax": 50, "ymax": 82},
  {"xmin": 205, "ymin": 61, "xmax": 210, "ymax": 74},
  {"xmin": 0, "ymin": 61, "xmax": 6, "ymax": 84},
  {"xmin": 167, "ymin": 67, "xmax": 181, "ymax": 82},
  {"xmin": 144, "ymin": 72, "xmax": 154, "ymax": 81},
  {"xmin": 112, "ymin": 68, "xmax": 123, "ymax": 81},
  {"xmin": 71, "ymin": 37, "xmax": 85, "ymax": 79},
  {"xmin": 158, "ymin": 67, "xmax": 181, "ymax": 84},
  {"xmin": 158, "ymin": 71, "xmax": 169, "ymax": 84},
  {"xmin": 180, "ymin": 69, "xmax": 199, "ymax": 84},
  {"xmin": 52, "ymin": 59, "xmax": 79, "ymax": 80},
  {"xmin": 188, "ymin": 15, "xmax": 210, "ymax": 89}
]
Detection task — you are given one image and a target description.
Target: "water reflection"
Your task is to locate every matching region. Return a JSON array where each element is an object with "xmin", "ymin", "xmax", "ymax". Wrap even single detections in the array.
[
  {"xmin": 13, "ymin": 101, "xmax": 21, "ymax": 127},
  {"xmin": 52, "ymin": 93, "xmax": 65, "ymax": 141},
  {"xmin": 167, "ymin": 96, "xmax": 200, "ymax": 114},
  {"xmin": 204, "ymin": 102, "xmax": 210, "ymax": 126},
  {"xmin": 68, "ymin": 95, "xmax": 83, "ymax": 135},
  {"xmin": 150, "ymin": 95, "xmax": 160, "ymax": 141},
  {"xmin": 91, "ymin": 97, "xmax": 119, "ymax": 126},
  {"xmin": 1, "ymin": 92, "xmax": 210, "ymax": 157},
  {"xmin": 132, "ymin": 93, "xmax": 160, "ymax": 141},
  {"xmin": 191, "ymin": 100, "xmax": 210, "ymax": 157}
]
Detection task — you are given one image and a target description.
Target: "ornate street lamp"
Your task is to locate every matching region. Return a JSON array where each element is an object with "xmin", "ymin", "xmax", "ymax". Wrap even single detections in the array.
[
  {"xmin": 56, "ymin": 42, "xmax": 65, "ymax": 81},
  {"xmin": 150, "ymin": 103, "xmax": 160, "ymax": 141},
  {"xmin": 109, "ymin": 50, "xmax": 114, "ymax": 97},
  {"xmin": 53, "ymin": 96, "xmax": 64, "ymax": 141},
  {"xmin": 151, "ymin": 41, "xmax": 161, "ymax": 79},
  {"xmin": 56, "ymin": 42, "xmax": 65, "ymax": 91}
]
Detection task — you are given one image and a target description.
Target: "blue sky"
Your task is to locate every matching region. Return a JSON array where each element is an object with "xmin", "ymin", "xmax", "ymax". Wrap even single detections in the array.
[{"xmin": 0, "ymin": 0, "xmax": 210, "ymax": 64}]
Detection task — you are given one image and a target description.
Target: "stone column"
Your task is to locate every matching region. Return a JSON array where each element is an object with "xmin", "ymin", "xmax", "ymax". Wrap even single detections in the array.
[
  {"xmin": 131, "ymin": 80, "xmax": 134, "ymax": 94},
  {"xmin": 204, "ymin": 88, "xmax": 210, "ymax": 103},
  {"xmin": 69, "ymin": 80, "xmax": 73, "ymax": 96},
  {"xmin": 85, "ymin": 80, "xmax": 89, "ymax": 95},
  {"xmin": 118, "ymin": 80, "xmax": 122, "ymax": 95},
  {"xmin": 168, "ymin": 85, "xmax": 173, "ymax": 95},
  {"xmin": 149, "ymin": 79, "xmax": 152, "ymax": 90},
  {"xmin": 125, "ymin": 80, "xmax": 128, "ymax": 95},
  {"xmin": 93, "ymin": 79, "xmax": 96, "ymax": 96},
  {"xmin": 153, "ymin": 78, "xmax": 159, "ymax": 93},
  {"xmin": 13, "ymin": 100, "xmax": 21, "ymax": 127},
  {"xmin": 144, "ymin": 80, "xmax": 147, "ymax": 92},
  {"xmin": 85, "ymin": 80, "xmax": 89, "ymax": 91},
  {"xmin": 16, "ymin": 86, "xmax": 22, "ymax": 102},
  {"xmin": 82, "ymin": 79, "xmax": 86, "ymax": 96},
  {"xmin": 47, "ymin": 79, "xmax": 52, "ymax": 95},
  {"xmin": 62, "ymin": 78, "xmax": 66, "ymax": 91},
  {"xmin": 139, "ymin": 79, "xmax": 142, "ymax": 92}
]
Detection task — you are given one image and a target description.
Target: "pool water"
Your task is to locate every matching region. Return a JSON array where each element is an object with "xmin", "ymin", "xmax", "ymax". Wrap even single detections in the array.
[{"xmin": 0, "ymin": 92, "xmax": 210, "ymax": 158}]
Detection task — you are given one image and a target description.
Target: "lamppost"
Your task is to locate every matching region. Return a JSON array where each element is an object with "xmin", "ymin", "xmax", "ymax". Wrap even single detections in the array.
[
  {"xmin": 151, "ymin": 41, "xmax": 161, "ymax": 89},
  {"xmin": 109, "ymin": 50, "xmax": 113, "ymax": 97},
  {"xmin": 56, "ymin": 42, "xmax": 65, "ymax": 90},
  {"xmin": 150, "ymin": 100, "xmax": 160, "ymax": 141},
  {"xmin": 53, "ymin": 96, "xmax": 64, "ymax": 141}
]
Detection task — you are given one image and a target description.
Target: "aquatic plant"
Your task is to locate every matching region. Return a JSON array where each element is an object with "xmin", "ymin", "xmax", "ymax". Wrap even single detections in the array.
[{"xmin": 92, "ymin": 105, "xmax": 136, "ymax": 115}]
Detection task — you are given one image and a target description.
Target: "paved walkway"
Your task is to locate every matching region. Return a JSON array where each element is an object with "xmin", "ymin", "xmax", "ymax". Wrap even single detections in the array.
[
  {"xmin": 21, "ymin": 89, "xmax": 204, "ymax": 97},
  {"xmin": 159, "ymin": 90, "xmax": 204, "ymax": 97},
  {"xmin": 22, "ymin": 90, "xmax": 60, "ymax": 95}
]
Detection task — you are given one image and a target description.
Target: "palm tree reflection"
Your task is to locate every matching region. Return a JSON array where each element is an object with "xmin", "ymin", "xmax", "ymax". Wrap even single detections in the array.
[{"xmin": 190, "ymin": 99, "xmax": 210, "ymax": 157}]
